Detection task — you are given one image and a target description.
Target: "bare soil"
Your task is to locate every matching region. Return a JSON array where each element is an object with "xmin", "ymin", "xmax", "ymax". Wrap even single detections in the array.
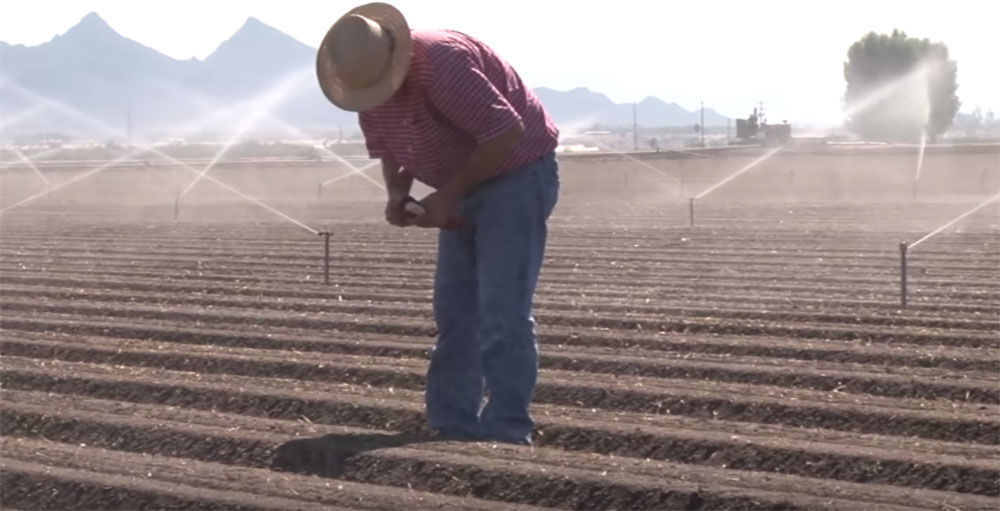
[{"xmin": 2, "ymin": 154, "xmax": 998, "ymax": 509}]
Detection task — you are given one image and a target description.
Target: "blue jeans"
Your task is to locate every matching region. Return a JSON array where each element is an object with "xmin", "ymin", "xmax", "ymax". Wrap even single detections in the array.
[{"xmin": 426, "ymin": 152, "xmax": 559, "ymax": 444}]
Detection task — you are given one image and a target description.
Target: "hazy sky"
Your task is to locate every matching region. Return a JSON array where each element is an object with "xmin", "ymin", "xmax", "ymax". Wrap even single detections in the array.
[{"xmin": 1, "ymin": 0, "xmax": 997, "ymax": 125}]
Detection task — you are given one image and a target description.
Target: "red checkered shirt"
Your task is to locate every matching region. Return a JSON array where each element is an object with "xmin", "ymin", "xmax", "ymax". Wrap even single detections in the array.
[{"xmin": 358, "ymin": 29, "xmax": 559, "ymax": 190}]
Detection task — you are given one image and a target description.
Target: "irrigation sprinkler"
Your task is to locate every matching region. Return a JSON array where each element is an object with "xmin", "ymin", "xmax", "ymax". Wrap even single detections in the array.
[
  {"xmin": 689, "ymin": 198, "xmax": 696, "ymax": 228},
  {"xmin": 898, "ymin": 192, "xmax": 1000, "ymax": 307},
  {"xmin": 899, "ymin": 241, "xmax": 909, "ymax": 307},
  {"xmin": 318, "ymin": 231, "xmax": 332, "ymax": 285},
  {"xmin": 173, "ymin": 182, "xmax": 182, "ymax": 221}
]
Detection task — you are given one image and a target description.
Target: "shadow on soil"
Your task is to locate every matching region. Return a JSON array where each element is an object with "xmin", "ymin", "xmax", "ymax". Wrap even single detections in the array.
[{"xmin": 271, "ymin": 432, "xmax": 430, "ymax": 478}]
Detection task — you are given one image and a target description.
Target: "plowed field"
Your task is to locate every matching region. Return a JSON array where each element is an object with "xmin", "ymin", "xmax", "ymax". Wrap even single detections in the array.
[{"xmin": 2, "ymin": 151, "xmax": 998, "ymax": 509}]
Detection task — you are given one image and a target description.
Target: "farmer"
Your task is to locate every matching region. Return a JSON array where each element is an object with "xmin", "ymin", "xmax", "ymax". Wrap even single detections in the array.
[{"xmin": 316, "ymin": 3, "xmax": 560, "ymax": 445}]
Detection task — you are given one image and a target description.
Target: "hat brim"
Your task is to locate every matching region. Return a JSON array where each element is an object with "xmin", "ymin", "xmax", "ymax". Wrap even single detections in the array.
[{"xmin": 316, "ymin": 3, "xmax": 411, "ymax": 112}]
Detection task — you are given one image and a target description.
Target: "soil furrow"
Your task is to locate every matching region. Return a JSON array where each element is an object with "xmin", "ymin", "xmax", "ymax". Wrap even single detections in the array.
[
  {"xmin": 6, "ymin": 260, "xmax": 997, "ymax": 305},
  {"xmin": 0, "ymin": 461, "xmax": 327, "ymax": 511},
  {"xmin": 1, "ymin": 357, "xmax": 994, "ymax": 459},
  {"xmin": 3, "ymin": 388, "xmax": 996, "ymax": 496},
  {"xmin": 2, "ymin": 398, "xmax": 995, "ymax": 509},
  {"xmin": 3, "ymin": 237, "xmax": 996, "ymax": 277},
  {"xmin": 5, "ymin": 248, "xmax": 997, "ymax": 294},
  {"xmin": 7, "ymin": 231, "xmax": 994, "ymax": 253},
  {"xmin": 2, "ymin": 332, "xmax": 995, "ymax": 405},
  {"xmin": 4, "ymin": 283, "xmax": 996, "ymax": 332},
  {"xmin": 5, "ymin": 314, "xmax": 996, "ymax": 373},
  {"xmin": 0, "ymin": 438, "xmax": 535, "ymax": 511},
  {"xmin": 2, "ymin": 298, "xmax": 994, "ymax": 349},
  {"xmin": 5, "ymin": 270, "xmax": 998, "ymax": 317},
  {"xmin": 2, "ymin": 356, "xmax": 996, "ymax": 444}
]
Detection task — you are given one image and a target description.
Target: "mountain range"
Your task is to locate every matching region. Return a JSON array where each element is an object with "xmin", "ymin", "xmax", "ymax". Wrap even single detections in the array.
[{"xmin": 0, "ymin": 12, "xmax": 730, "ymax": 140}]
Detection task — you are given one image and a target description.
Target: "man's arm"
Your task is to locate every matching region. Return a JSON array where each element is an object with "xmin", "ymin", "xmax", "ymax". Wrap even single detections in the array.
[
  {"xmin": 381, "ymin": 157, "xmax": 413, "ymax": 201},
  {"xmin": 381, "ymin": 157, "xmax": 414, "ymax": 227},
  {"xmin": 412, "ymin": 122, "xmax": 522, "ymax": 229},
  {"xmin": 439, "ymin": 122, "xmax": 524, "ymax": 201}
]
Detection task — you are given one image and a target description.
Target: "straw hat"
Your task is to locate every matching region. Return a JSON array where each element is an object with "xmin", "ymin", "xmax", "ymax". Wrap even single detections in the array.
[{"xmin": 316, "ymin": 3, "xmax": 411, "ymax": 112}]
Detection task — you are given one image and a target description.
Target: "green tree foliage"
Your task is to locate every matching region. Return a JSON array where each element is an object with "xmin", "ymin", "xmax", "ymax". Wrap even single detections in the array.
[{"xmin": 843, "ymin": 29, "xmax": 959, "ymax": 141}]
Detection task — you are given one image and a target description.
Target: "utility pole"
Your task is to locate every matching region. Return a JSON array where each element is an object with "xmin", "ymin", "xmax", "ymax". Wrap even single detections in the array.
[
  {"xmin": 700, "ymin": 101, "xmax": 705, "ymax": 148},
  {"xmin": 632, "ymin": 102, "xmax": 638, "ymax": 152}
]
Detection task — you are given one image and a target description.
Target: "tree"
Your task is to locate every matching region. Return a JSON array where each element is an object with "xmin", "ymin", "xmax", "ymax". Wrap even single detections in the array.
[{"xmin": 843, "ymin": 29, "xmax": 959, "ymax": 141}]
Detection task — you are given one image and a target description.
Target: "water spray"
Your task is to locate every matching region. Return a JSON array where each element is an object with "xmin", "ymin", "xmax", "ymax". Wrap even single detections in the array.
[
  {"xmin": 842, "ymin": 62, "xmax": 932, "ymax": 121},
  {"xmin": 312, "ymin": 148, "xmax": 385, "ymax": 191},
  {"xmin": 0, "ymin": 151, "xmax": 140, "ymax": 215},
  {"xmin": 695, "ymin": 146, "xmax": 783, "ymax": 201},
  {"xmin": 317, "ymin": 161, "xmax": 381, "ymax": 200},
  {"xmin": 898, "ymin": 192, "xmax": 1000, "ymax": 307},
  {"xmin": 910, "ymin": 192, "xmax": 1000, "ymax": 249},
  {"xmin": 912, "ymin": 103, "xmax": 930, "ymax": 201},
  {"xmin": 8, "ymin": 80, "xmax": 342, "ymax": 286},
  {"xmin": 13, "ymin": 148, "xmax": 51, "ymax": 188},
  {"xmin": 178, "ymin": 70, "xmax": 311, "ymax": 200},
  {"xmin": 609, "ymin": 149, "xmax": 683, "ymax": 187},
  {"xmin": 557, "ymin": 136, "xmax": 685, "ymax": 196},
  {"xmin": 0, "ymin": 104, "xmax": 48, "ymax": 131},
  {"xmin": 318, "ymin": 231, "xmax": 332, "ymax": 285},
  {"xmin": 175, "ymin": 162, "xmax": 319, "ymax": 234},
  {"xmin": 0, "ymin": 146, "xmax": 64, "ymax": 170},
  {"xmin": 250, "ymin": 115, "xmax": 387, "ymax": 193},
  {"xmin": 686, "ymin": 146, "xmax": 784, "ymax": 228},
  {"xmin": 913, "ymin": 133, "xmax": 927, "ymax": 200}
]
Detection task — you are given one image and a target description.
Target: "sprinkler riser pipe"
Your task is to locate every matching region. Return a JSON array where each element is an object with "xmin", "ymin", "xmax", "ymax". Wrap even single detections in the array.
[
  {"xmin": 899, "ymin": 241, "xmax": 908, "ymax": 308},
  {"xmin": 319, "ymin": 232, "xmax": 332, "ymax": 285},
  {"xmin": 689, "ymin": 198, "xmax": 695, "ymax": 229}
]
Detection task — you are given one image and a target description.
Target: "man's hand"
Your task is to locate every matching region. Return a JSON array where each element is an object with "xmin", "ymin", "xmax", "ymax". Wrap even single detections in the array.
[
  {"xmin": 411, "ymin": 190, "xmax": 459, "ymax": 228},
  {"xmin": 385, "ymin": 196, "xmax": 408, "ymax": 227}
]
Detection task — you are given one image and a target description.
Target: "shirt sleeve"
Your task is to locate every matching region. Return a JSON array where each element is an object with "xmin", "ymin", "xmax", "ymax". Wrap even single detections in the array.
[
  {"xmin": 358, "ymin": 112, "xmax": 387, "ymax": 159},
  {"xmin": 425, "ymin": 43, "xmax": 524, "ymax": 145}
]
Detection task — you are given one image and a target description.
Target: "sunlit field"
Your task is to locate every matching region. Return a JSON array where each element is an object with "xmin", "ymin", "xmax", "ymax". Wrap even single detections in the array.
[{"xmin": 2, "ymin": 144, "xmax": 998, "ymax": 509}]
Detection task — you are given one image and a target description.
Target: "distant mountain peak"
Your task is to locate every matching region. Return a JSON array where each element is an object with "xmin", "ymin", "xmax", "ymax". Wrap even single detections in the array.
[
  {"xmin": 80, "ymin": 11, "xmax": 108, "ymax": 25},
  {"xmin": 241, "ymin": 17, "xmax": 268, "ymax": 29},
  {"xmin": 230, "ymin": 16, "xmax": 290, "ymax": 40},
  {"xmin": 69, "ymin": 12, "xmax": 114, "ymax": 34},
  {"xmin": 57, "ymin": 11, "xmax": 121, "ymax": 45},
  {"xmin": 205, "ymin": 15, "xmax": 312, "ymax": 64}
]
